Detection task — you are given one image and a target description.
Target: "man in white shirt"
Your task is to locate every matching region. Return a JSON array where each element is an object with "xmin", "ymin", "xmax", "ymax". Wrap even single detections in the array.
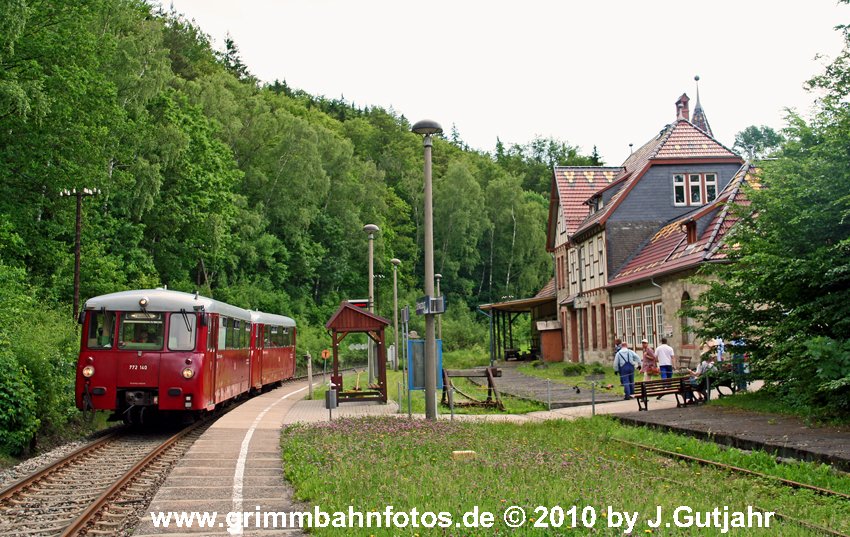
[{"xmin": 655, "ymin": 338, "xmax": 675, "ymax": 380}]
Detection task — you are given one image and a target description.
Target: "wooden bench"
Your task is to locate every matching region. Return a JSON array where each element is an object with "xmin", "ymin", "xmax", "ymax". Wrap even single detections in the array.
[{"xmin": 633, "ymin": 377, "xmax": 694, "ymax": 411}]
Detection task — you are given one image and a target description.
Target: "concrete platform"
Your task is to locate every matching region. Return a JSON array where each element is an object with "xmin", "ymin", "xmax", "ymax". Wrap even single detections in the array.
[{"xmin": 134, "ymin": 380, "xmax": 317, "ymax": 536}]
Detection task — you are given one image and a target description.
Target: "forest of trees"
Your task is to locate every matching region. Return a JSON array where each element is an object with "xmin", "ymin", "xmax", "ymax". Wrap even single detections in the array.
[{"xmin": 0, "ymin": 0, "xmax": 599, "ymax": 452}]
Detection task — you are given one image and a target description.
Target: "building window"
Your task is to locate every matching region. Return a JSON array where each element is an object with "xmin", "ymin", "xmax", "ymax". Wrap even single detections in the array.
[
  {"xmin": 705, "ymin": 173, "xmax": 718, "ymax": 202},
  {"xmin": 615, "ymin": 309, "xmax": 623, "ymax": 342},
  {"xmin": 674, "ymin": 172, "xmax": 719, "ymax": 207},
  {"xmin": 569, "ymin": 250, "xmax": 577, "ymax": 287},
  {"xmin": 597, "ymin": 236, "xmax": 604, "ymax": 276},
  {"xmin": 601, "ymin": 304, "xmax": 608, "ymax": 349},
  {"xmin": 644, "ymin": 304, "xmax": 654, "ymax": 347},
  {"xmin": 614, "ymin": 302, "xmax": 663, "ymax": 349},
  {"xmin": 689, "ymin": 174, "xmax": 702, "ymax": 205},
  {"xmin": 591, "ymin": 305, "xmax": 598, "ymax": 350},
  {"xmin": 656, "ymin": 303, "xmax": 664, "ymax": 343},
  {"xmin": 634, "ymin": 306, "xmax": 643, "ymax": 342},
  {"xmin": 674, "ymin": 174, "xmax": 686, "ymax": 206}
]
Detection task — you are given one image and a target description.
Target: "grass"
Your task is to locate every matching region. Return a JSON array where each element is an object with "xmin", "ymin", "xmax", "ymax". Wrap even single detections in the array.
[
  {"xmin": 280, "ymin": 416, "xmax": 850, "ymax": 536},
  {"xmin": 310, "ymin": 367, "xmax": 546, "ymax": 415},
  {"xmin": 609, "ymin": 420, "xmax": 850, "ymax": 494}
]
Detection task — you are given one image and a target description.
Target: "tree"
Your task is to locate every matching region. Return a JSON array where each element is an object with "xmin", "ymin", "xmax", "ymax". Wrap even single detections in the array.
[
  {"xmin": 733, "ymin": 125, "xmax": 785, "ymax": 161},
  {"xmin": 687, "ymin": 14, "xmax": 850, "ymax": 417}
]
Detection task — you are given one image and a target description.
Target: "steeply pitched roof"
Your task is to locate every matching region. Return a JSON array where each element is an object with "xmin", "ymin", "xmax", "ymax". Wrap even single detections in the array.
[
  {"xmin": 607, "ymin": 164, "xmax": 756, "ymax": 287},
  {"xmin": 571, "ymin": 119, "xmax": 741, "ymax": 238},
  {"xmin": 552, "ymin": 166, "xmax": 621, "ymax": 237}
]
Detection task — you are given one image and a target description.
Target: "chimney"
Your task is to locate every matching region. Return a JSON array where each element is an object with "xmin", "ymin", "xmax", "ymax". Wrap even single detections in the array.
[{"xmin": 675, "ymin": 93, "xmax": 690, "ymax": 121}]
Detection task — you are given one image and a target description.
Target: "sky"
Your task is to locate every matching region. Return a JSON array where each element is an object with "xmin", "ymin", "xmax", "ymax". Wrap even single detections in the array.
[{"xmin": 159, "ymin": 0, "xmax": 847, "ymax": 165}]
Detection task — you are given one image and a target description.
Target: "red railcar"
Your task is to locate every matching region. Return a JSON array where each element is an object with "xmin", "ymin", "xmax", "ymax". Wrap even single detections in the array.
[{"xmin": 75, "ymin": 289, "xmax": 296, "ymax": 423}]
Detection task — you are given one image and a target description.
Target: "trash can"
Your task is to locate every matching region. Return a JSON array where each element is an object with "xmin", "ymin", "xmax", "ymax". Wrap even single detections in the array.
[{"xmin": 325, "ymin": 389, "xmax": 338, "ymax": 410}]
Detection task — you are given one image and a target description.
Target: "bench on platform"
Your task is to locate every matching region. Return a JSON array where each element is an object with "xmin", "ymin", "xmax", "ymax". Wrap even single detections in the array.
[{"xmin": 634, "ymin": 377, "xmax": 692, "ymax": 411}]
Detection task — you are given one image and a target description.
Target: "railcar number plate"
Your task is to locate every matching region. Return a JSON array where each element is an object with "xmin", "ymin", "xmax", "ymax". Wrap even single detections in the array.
[{"xmin": 128, "ymin": 364, "xmax": 149, "ymax": 370}]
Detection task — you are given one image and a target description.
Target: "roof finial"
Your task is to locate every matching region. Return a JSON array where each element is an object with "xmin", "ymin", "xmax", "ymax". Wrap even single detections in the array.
[
  {"xmin": 629, "ymin": 143, "xmax": 634, "ymax": 154},
  {"xmin": 694, "ymin": 75, "xmax": 701, "ymax": 106},
  {"xmin": 691, "ymin": 74, "xmax": 713, "ymax": 136}
]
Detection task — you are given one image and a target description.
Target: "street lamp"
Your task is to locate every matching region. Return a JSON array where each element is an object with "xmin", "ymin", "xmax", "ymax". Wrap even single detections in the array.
[
  {"xmin": 391, "ymin": 258, "xmax": 401, "ymax": 371},
  {"xmin": 412, "ymin": 118, "xmax": 442, "ymax": 420},
  {"xmin": 364, "ymin": 223, "xmax": 380, "ymax": 383},
  {"xmin": 435, "ymin": 273, "xmax": 443, "ymax": 341},
  {"xmin": 60, "ymin": 187, "xmax": 100, "ymax": 320}
]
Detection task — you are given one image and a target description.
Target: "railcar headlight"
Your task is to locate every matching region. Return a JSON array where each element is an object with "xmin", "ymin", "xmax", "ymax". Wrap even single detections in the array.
[
  {"xmin": 181, "ymin": 367, "xmax": 194, "ymax": 379},
  {"xmin": 82, "ymin": 365, "xmax": 95, "ymax": 378}
]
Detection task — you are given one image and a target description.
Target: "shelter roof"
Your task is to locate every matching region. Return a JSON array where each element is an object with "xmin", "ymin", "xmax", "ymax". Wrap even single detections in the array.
[
  {"xmin": 607, "ymin": 164, "xmax": 756, "ymax": 288},
  {"xmin": 325, "ymin": 301, "xmax": 389, "ymax": 332},
  {"xmin": 479, "ymin": 279, "xmax": 556, "ymax": 313}
]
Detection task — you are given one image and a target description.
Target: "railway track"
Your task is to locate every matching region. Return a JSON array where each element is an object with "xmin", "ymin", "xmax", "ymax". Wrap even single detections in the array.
[
  {"xmin": 0, "ymin": 422, "xmax": 208, "ymax": 537},
  {"xmin": 609, "ymin": 438, "xmax": 850, "ymax": 537},
  {"xmin": 0, "ymin": 374, "xmax": 331, "ymax": 537},
  {"xmin": 611, "ymin": 438, "xmax": 850, "ymax": 501}
]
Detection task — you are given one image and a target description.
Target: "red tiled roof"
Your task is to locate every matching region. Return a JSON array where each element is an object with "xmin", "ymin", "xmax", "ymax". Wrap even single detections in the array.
[
  {"xmin": 654, "ymin": 120, "xmax": 736, "ymax": 159},
  {"xmin": 553, "ymin": 166, "xmax": 621, "ymax": 235},
  {"xmin": 607, "ymin": 164, "xmax": 755, "ymax": 287},
  {"xmin": 572, "ymin": 119, "xmax": 742, "ymax": 238}
]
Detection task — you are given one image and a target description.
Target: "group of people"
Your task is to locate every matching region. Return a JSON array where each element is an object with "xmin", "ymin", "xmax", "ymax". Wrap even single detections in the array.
[
  {"xmin": 612, "ymin": 338, "xmax": 675, "ymax": 400},
  {"xmin": 613, "ymin": 335, "xmax": 749, "ymax": 402}
]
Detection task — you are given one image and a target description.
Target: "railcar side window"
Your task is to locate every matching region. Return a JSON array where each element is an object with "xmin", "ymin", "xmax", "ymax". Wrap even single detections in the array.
[
  {"xmin": 87, "ymin": 311, "xmax": 115, "ymax": 349},
  {"xmin": 219, "ymin": 317, "xmax": 229, "ymax": 349},
  {"xmin": 118, "ymin": 313, "xmax": 164, "ymax": 350},
  {"xmin": 168, "ymin": 313, "xmax": 197, "ymax": 351}
]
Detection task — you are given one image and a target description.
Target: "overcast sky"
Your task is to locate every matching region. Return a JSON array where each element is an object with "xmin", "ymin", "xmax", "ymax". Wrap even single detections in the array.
[{"xmin": 159, "ymin": 0, "xmax": 846, "ymax": 165}]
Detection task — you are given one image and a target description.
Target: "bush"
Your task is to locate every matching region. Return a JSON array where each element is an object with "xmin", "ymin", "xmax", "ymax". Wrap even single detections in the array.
[
  {"xmin": 590, "ymin": 363, "xmax": 606, "ymax": 375},
  {"xmin": 563, "ymin": 363, "xmax": 587, "ymax": 377},
  {"xmin": 0, "ymin": 263, "xmax": 76, "ymax": 451},
  {"xmin": 0, "ymin": 353, "xmax": 39, "ymax": 455}
]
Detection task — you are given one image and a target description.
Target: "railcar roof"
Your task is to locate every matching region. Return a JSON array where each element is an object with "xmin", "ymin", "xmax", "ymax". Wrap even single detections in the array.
[
  {"xmin": 84, "ymin": 289, "xmax": 252, "ymax": 320},
  {"xmin": 249, "ymin": 311, "xmax": 296, "ymax": 328}
]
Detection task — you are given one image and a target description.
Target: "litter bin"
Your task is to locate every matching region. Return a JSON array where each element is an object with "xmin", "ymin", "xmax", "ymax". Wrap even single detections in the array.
[{"xmin": 325, "ymin": 389, "xmax": 338, "ymax": 410}]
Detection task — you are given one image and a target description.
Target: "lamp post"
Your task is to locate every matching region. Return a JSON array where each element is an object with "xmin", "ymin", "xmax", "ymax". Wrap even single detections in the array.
[
  {"xmin": 391, "ymin": 258, "xmax": 401, "ymax": 371},
  {"xmin": 364, "ymin": 224, "xmax": 380, "ymax": 383},
  {"xmin": 412, "ymin": 119, "xmax": 442, "ymax": 420},
  {"xmin": 435, "ymin": 273, "xmax": 443, "ymax": 341},
  {"xmin": 60, "ymin": 188, "xmax": 100, "ymax": 320}
]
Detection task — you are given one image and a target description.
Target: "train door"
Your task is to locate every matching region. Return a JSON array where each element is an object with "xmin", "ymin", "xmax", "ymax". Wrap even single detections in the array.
[
  {"xmin": 204, "ymin": 314, "xmax": 217, "ymax": 409},
  {"xmin": 251, "ymin": 323, "xmax": 263, "ymax": 390}
]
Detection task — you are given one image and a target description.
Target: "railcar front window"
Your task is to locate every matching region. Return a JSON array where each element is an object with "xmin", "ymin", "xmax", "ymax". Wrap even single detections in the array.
[
  {"xmin": 118, "ymin": 313, "xmax": 164, "ymax": 350},
  {"xmin": 87, "ymin": 311, "xmax": 115, "ymax": 349},
  {"xmin": 168, "ymin": 313, "xmax": 197, "ymax": 351}
]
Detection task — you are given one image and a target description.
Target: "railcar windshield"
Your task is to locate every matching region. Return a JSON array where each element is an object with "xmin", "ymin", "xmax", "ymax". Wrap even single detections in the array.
[
  {"xmin": 168, "ymin": 312, "xmax": 196, "ymax": 351},
  {"xmin": 86, "ymin": 311, "xmax": 115, "ymax": 349},
  {"xmin": 118, "ymin": 312, "xmax": 164, "ymax": 350}
]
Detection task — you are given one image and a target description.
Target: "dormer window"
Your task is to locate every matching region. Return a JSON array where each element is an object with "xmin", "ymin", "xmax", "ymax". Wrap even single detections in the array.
[
  {"xmin": 588, "ymin": 196, "xmax": 604, "ymax": 214},
  {"xmin": 685, "ymin": 221, "xmax": 697, "ymax": 244},
  {"xmin": 674, "ymin": 172, "xmax": 719, "ymax": 207}
]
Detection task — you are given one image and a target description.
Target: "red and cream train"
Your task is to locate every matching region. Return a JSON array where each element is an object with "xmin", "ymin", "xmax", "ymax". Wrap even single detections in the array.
[{"xmin": 75, "ymin": 289, "xmax": 296, "ymax": 423}]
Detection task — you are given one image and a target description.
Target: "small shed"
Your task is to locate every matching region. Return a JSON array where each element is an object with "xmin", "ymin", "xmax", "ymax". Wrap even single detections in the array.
[{"xmin": 325, "ymin": 301, "xmax": 390, "ymax": 403}]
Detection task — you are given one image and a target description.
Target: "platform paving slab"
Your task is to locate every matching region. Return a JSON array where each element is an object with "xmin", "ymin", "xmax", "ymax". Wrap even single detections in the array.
[{"xmin": 133, "ymin": 380, "xmax": 315, "ymax": 536}]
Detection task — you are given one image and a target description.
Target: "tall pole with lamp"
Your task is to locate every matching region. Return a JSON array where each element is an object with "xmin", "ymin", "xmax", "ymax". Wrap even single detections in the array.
[
  {"xmin": 363, "ymin": 224, "xmax": 380, "ymax": 383},
  {"xmin": 412, "ymin": 119, "xmax": 442, "ymax": 420},
  {"xmin": 61, "ymin": 188, "xmax": 100, "ymax": 320},
  {"xmin": 391, "ymin": 258, "xmax": 401, "ymax": 371}
]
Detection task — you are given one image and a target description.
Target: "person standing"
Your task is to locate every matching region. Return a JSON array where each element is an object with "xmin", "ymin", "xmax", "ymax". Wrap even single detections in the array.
[
  {"xmin": 640, "ymin": 339, "xmax": 658, "ymax": 381},
  {"xmin": 614, "ymin": 342, "xmax": 640, "ymax": 400},
  {"xmin": 655, "ymin": 338, "xmax": 675, "ymax": 380}
]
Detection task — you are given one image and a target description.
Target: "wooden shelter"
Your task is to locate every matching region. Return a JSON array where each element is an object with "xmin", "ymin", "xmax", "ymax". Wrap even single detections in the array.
[{"xmin": 325, "ymin": 301, "xmax": 389, "ymax": 403}]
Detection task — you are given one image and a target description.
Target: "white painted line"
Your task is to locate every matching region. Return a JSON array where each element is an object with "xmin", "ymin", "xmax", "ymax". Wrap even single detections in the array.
[{"xmin": 229, "ymin": 382, "xmax": 317, "ymax": 535}]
